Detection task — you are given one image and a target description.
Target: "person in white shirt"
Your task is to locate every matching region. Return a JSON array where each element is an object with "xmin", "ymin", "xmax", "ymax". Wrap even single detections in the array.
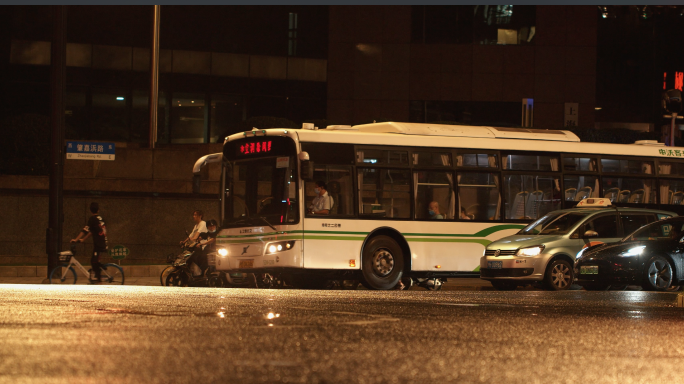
[
  {"xmin": 309, "ymin": 181, "xmax": 333, "ymax": 215},
  {"xmin": 180, "ymin": 210, "xmax": 207, "ymax": 244}
]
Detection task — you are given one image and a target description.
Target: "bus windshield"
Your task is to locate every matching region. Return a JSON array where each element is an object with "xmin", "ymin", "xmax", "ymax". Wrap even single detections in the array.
[
  {"xmin": 224, "ymin": 156, "xmax": 299, "ymax": 227},
  {"xmin": 517, "ymin": 211, "xmax": 590, "ymax": 235}
]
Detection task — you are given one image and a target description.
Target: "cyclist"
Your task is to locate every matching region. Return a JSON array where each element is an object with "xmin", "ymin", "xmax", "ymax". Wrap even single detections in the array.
[{"xmin": 70, "ymin": 202, "xmax": 108, "ymax": 283}]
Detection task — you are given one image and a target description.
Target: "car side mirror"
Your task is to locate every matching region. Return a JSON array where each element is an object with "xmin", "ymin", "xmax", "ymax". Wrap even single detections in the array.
[{"xmin": 584, "ymin": 230, "xmax": 598, "ymax": 238}]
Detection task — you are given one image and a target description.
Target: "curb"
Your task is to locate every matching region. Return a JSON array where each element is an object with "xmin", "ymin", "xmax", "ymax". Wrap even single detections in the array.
[{"xmin": 0, "ymin": 265, "xmax": 168, "ymax": 278}]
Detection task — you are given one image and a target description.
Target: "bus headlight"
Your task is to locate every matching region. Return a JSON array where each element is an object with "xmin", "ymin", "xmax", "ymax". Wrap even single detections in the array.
[
  {"xmin": 217, "ymin": 248, "xmax": 228, "ymax": 257},
  {"xmin": 266, "ymin": 241, "xmax": 295, "ymax": 255},
  {"xmin": 516, "ymin": 245, "xmax": 545, "ymax": 257}
]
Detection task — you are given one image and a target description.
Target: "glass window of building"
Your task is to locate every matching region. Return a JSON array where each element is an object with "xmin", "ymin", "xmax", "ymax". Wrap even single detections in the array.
[
  {"xmin": 131, "ymin": 90, "xmax": 166, "ymax": 145},
  {"xmin": 170, "ymin": 93, "xmax": 205, "ymax": 144},
  {"xmin": 64, "ymin": 87, "xmax": 88, "ymax": 140},
  {"xmin": 91, "ymin": 88, "xmax": 128, "ymax": 141},
  {"xmin": 211, "ymin": 94, "xmax": 245, "ymax": 144},
  {"xmin": 472, "ymin": 5, "xmax": 536, "ymax": 45}
]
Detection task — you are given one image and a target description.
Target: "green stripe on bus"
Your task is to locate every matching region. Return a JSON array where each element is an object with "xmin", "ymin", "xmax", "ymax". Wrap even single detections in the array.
[
  {"xmin": 218, "ymin": 224, "xmax": 524, "ymax": 240},
  {"xmin": 473, "ymin": 265, "xmax": 481, "ymax": 272},
  {"xmin": 403, "ymin": 224, "xmax": 525, "ymax": 238}
]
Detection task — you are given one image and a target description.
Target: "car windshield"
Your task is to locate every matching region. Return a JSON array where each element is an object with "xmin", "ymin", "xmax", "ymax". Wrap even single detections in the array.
[
  {"xmin": 622, "ymin": 218, "xmax": 684, "ymax": 242},
  {"xmin": 517, "ymin": 211, "xmax": 590, "ymax": 235}
]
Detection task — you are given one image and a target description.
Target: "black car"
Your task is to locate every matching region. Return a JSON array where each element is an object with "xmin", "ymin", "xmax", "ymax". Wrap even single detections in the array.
[{"xmin": 575, "ymin": 216, "xmax": 684, "ymax": 291}]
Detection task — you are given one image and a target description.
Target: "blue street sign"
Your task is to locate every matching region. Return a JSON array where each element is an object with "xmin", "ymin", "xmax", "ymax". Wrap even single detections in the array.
[{"xmin": 66, "ymin": 141, "xmax": 116, "ymax": 161}]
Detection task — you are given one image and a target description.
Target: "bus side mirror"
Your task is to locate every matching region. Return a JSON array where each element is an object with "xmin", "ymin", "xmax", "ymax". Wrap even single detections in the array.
[
  {"xmin": 192, "ymin": 174, "xmax": 202, "ymax": 194},
  {"xmin": 301, "ymin": 160, "xmax": 314, "ymax": 181}
]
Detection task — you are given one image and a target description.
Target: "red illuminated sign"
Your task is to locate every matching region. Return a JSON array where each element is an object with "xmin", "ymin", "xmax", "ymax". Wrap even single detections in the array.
[
  {"xmin": 239, "ymin": 140, "xmax": 272, "ymax": 155},
  {"xmin": 664, "ymin": 71, "xmax": 684, "ymax": 91}
]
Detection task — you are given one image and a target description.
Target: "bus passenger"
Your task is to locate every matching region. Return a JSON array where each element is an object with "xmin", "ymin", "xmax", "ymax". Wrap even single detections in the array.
[
  {"xmin": 460, "ymin": 207, "xmax": 471, "ymax": 220},
  {"xmin": 309, "ymin": 181, "xmax": 332, "ymax": 215},
  {"xmin": 429, "ymin": 201, "xmax": 444, "ymax": 220}
]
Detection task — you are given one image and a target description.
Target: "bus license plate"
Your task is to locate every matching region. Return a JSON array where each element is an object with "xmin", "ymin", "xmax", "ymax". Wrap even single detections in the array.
[
  {"xmin": 580, "ymin": 265, "xmax": 598, "ymax": 275},
  {"xmin": 488, "ymin": 261, "xmax": 503, "ymax": 269},
  {"xmin": 239, "ymin": 260, "xmax": 254, "ymax": 268}
]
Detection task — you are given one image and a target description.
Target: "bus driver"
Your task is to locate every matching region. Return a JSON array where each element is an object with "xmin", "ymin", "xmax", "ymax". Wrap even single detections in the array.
[{"xmin": 309, "ymin": 181, "xmax": 333, "ymax": 215}]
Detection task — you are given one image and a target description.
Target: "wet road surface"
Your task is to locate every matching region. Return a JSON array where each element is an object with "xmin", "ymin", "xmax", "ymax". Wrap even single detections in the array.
[{"xmin": 0, "ymin": 285, "xmax": 683, "ymax": 384}]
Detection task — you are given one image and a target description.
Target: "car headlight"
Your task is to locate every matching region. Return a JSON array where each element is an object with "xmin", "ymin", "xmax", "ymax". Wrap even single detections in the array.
[
  {"xmin": 575, "ymin": 247, "xmax": 587, "ymax": 260},
  {"xmin": 619, "ymin": 245, "xmax": 645, "ymax": 257},
  {"xmin": 516, "ymin": 245, "xmax": 545, "ymax": 257},
  {"xmin": 217, "ymin": 247, "xmax": 228, "ymax": 257}
]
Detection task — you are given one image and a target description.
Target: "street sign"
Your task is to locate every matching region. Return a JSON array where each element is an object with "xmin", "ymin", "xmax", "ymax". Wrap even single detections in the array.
[
  {"xmin": 66, "ymin": 141, "xmax": 115, "ymax": 161},
  {"xmin": 108, "ymin": 245, "xmax": 130, "ymax": 260}
]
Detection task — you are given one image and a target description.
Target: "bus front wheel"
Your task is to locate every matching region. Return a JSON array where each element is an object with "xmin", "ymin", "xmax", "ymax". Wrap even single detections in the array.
[{"xmin": 361, "ymin": 236, "xmax": 404, "ymax": 290}]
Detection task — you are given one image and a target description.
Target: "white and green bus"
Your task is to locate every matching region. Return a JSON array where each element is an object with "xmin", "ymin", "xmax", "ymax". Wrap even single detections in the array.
[{"xmin": 193, "ymin": 122, "xmax": 684, "ymax": 290}]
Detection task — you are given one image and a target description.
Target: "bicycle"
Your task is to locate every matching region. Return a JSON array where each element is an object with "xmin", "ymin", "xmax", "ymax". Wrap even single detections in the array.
[{"xmin": 49, "ymin": 244, "xmax": 125, "ymax": 285}]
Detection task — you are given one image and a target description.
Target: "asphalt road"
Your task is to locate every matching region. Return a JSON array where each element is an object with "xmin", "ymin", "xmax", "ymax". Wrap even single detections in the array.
[{"xmin": 0, "ymin": 285, "xmax": 682, "ymax": 384}]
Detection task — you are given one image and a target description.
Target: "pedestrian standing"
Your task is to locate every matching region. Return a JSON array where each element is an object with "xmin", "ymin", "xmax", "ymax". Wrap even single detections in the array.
[{"xmin": 71, "ymin": 202, "xmax": 108, "ymax": 283}]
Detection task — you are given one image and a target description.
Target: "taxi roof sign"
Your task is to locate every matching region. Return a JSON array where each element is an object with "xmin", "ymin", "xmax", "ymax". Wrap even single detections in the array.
[{"xmin": 576, "ymin": 198, "xmax": 612, "ymax": 208}]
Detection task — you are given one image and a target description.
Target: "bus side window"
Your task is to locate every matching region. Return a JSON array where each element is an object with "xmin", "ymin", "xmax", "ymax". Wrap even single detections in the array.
[
  {"xmin": 458, "ymin": 172, "xmax": 500, "ymax": 220},
  {"xmin": 414, "ymin": 171, "xmax": 454, "ymax": 220},
  {"xmin": 360, "ymin": 168, "xmax": 411, "ymax": 218},
  {"xmin": 305, "ymin": 165, "xmax": 353, "ymax": 216}
]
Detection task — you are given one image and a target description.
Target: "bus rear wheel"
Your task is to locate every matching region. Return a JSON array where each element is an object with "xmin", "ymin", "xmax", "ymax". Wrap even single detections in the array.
[{"xmin": 361, "ymin": 236, "xmax": 404, "ymax": 290}]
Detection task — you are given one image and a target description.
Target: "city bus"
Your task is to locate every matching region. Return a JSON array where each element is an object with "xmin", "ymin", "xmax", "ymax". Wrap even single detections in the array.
[{"xmin": 192, "ymin": 122, "xmax": 684, "ymax": 290}]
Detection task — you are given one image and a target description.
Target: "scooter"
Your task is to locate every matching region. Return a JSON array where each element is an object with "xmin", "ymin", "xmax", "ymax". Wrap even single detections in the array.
[{"xmin": 162, "ymin": 240, "xmax": 208, "ymax": 287}]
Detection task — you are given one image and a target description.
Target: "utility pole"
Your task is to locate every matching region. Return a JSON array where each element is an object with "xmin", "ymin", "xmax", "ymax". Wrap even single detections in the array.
[
  {"xmin": 46, "ymin": 5, "xmax": 67, "ymax": 277},
  {"xmin": 149, "ymin": 5, "xmax": 160, "ymax": 149}
]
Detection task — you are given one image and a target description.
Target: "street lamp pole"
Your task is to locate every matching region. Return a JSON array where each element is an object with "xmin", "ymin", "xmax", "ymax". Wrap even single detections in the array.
[
  {"xmin": 149, "ymin": 5, "xmax": 160, "ymax": 149},
  {"xmin": 47, "ymin": 5, "xmax": 67, "ymax": 277}
]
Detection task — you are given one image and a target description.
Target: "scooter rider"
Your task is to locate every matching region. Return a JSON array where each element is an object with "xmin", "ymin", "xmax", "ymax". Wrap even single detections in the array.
[
  {"xmin": 181, "ymin": 210, "xmax": 207, "ymax": 246},
  {"xmin": 195, "ymin": 219, "xmax": 218, "ymax": 275}
]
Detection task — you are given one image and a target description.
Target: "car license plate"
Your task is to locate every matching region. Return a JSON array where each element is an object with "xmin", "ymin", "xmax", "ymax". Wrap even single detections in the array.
[
  {"xmin": 580, "ymin": 265, "xmax": 598, "ymax": 275},
  {"xmin": 230, "ymin": 272, "xmax": 243, "ymax": 277},
  {"xmin": 239, "ymin": 260, "xmax": 254, "ymax": 268},
  {"xmin": 488, "ymin": 261, "xmax": 503, "ymax": 269}
]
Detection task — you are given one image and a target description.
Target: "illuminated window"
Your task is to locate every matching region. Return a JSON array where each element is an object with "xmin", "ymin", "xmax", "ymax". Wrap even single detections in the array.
[{"xmin": 288, "ymin": 12, "xmax": 298, "ymax": 56}]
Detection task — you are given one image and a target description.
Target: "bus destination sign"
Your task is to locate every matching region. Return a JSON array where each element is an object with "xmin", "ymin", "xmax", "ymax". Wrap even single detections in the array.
[
  {"xmin": 239, "ymin": 140, "xmax": 272, "ymax": 156},
  {"xmin": 66, "ymin": 141, "xmax": 115, "ymax": 161}
]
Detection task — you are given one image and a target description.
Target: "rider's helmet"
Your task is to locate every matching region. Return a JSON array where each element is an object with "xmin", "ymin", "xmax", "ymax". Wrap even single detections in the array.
[{"xmin": 206, "ymin": 219, "xmax": 218, "ymax": 233}]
